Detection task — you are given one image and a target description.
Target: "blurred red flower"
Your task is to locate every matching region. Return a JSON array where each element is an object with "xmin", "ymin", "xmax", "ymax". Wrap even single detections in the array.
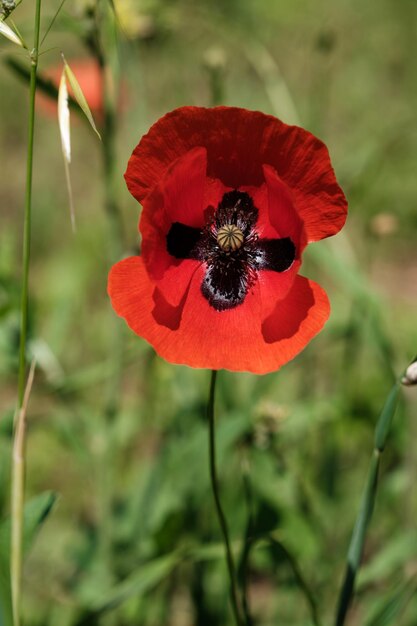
[
  {"xmin": 37, "ymin": 59, "xmax": 104, "ymax": 118},
  {"xmin": 108, "ymin": 107, "xmax": 347, "ymax": 374}
]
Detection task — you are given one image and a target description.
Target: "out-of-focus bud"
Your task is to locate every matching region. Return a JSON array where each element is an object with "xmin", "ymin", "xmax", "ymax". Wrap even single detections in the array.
[
  {"xmin": 315, "ymin": 29, "xmax": 337, "ymax": 54},
  {"xmin": 0, "ymin": 0, "xmax": 16, "ymax": 19},
  {"xmin": 114, "ymin": 0, "xmax": 156, "ymax": 40},
  {"xmin": 136, "ymin": 14, "xmax": 156, "ymax": 40},
  {"xmin": 370, "ymin": 212, "xmax": 399, "ymax": 237},
  {"xmin": 74, "ymin": 0, "xmax": 95, "ymax": 13},
  {"xmin": 253, "ymin": 401, "xmax": 288, "ymax": 449},
  {"xmin": 203, "ymin": 46, "xmax": 227, "ymax": 106},
  {"xmin": 203, "ymin": 46, "xmax": 227, "ymax": 72},
  {"xmin": 402, "ymin": 359, "xmax": 417, "ymax": 387}
]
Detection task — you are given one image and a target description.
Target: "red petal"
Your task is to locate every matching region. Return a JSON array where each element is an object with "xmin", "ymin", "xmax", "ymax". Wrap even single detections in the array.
[
  {"xmin": 242, "ymin": 167, "xmax": 305, "ymax": 253},
  {"xmin": 240, "ymin": 184, "xmax": 278, "ymax": 239},
  {"xmin": 125, "ymin": 106, "xmax": 347, "ymax": 241},
  {"xmin": 262, "ymin": 165, "xmax": 306, "ymax": 251},
  {"xmin": 108, "ymin": 257, "xmax": 330, "ymax": 374},
  {"xmin": 257, "ymin": 261, "xmax": 301, "ymax": 319},
  {"xmin": 139, "ymin": 147, "xmax": 226, "ymax": 304}
]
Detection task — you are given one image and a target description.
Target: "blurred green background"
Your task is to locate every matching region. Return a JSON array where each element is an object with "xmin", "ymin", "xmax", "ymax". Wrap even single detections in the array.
[{"xmin": 0, "ymin": 0, "xmax": 416, "ymax": 624}]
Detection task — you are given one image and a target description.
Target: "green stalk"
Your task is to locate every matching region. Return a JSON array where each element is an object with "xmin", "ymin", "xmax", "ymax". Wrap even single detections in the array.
[
  {"xmin": 10, "ymin": 417, "xmax": 25, "ymax": 626},
  {"xmin": 335, "ymin": 381, "xmax": 401, "ymax": 626},
  {"xmin": 100, "ymin": 18, "xmax": 124, "ymax": 422},
  {"xmin": 95, "ymin": 56, "xmax": 121, "ymax": 590},
  {"xmin": 207, "ymin": 370, "xmax": 245, "ymax": 626},
  {"xmin": 17, "ymin": 0, "xmax": 42, "ymax": 405},
  {"xmin": 88, "ymin": 4, "xmax": 125, "ymax": 599},
  {"xmin": 12, "ymin": 3, "xmax": 42, "ymax": 625}
]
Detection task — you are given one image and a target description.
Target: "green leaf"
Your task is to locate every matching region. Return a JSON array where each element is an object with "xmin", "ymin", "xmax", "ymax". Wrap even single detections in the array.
[
  {"xmin": 374, "ymin": 384, "xmax": 400, "ymax": 452},
  {"xmin": 358, "ymin": 531, "xmax": 417, "ymax": 588},
  {"xmin": 336, "ymin": 452, "xmax": 380, "ymax": 626},
  {"xmin": 0, "ymin": 571, "xmax": 12, "ymax": 626},
  {"xmin": 81, "ymin": 541, "xmax": 234, "ymax": 617},
  {"xmin": 365, "ymin": 579, "xmax": 416, "ymax": 626},
  {"xmin": 268, "ymin": 535, "xmax": 321, "ymax": 626},
  {"xmin": 0, "ymin": 491, "xmax": 58, "ymax": 626},
  {"xmin": 63, "ymin": 57, "xmax": 101, "ymax": 140},
  {"xmin": 85, "ymin": 552, "xmax": 181, "ymax": 613},
  {"xmin": 347, "ymin": 452, "xmax": 380, "ymax": 571},
  {"xmin": 0, "ymin": 490, "xmax": 58, "ymax": 556},
  {"xmin": 335, "ymin": 372, "xmax": 404, "ymax": 626}
]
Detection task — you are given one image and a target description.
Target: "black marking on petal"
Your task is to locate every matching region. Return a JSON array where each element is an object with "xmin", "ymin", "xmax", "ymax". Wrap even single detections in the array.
[
  {"xmin": 198, "ymin": 190, "xmax": 297, "ymax": 310},
  {"xmin": 215, "ymin": 190, "xmax": 258, "ymax": 234},
  {"xmin": 166, "ymin": 222, "xmax": 202, "ymax": 259},
  {"xmin": 254, "ymin": 237, "xmax": 296, "ymax": 272},
  {"xmin": 201, "ymin": 252, "xmax": 255, "ymax": 311}
]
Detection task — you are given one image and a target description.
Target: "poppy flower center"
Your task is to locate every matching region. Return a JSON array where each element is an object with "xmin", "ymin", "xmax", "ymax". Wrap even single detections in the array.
[
  {"xmin": 216, "ymin": 224, "xmax": 244, "ymax": 251},
  {"xmin": 166, "ymin": 190, "xmax": 296, "ymax": 312}
]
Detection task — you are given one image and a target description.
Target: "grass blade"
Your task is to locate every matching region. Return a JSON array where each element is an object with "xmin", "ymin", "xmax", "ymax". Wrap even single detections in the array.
[
  {"xmin": 335, "ymin": 379, "xmax": 402, "ymax": 626},
  {"xmin": 58, "ymin": 71, "xmax": 70, "ymax": 162},
  {"xmin": 80, "ymin": 552, "xmax": 181, "ymax": 617},
  {"xmin": 0, "ymin": 20, "xmax": 23, "ymax": 47},
  {"xmin": 269, "ymin": 534, "xmax": 322, "ymax": 626},
  {"xmin": 365, "ymin": 579, "xmax": 416, "ymax": 626},
  {"xmin": 40, "ymin": 0, "xmax": 67, "ymax": 47},
  {"xmin": 0, "ymin": 491, "xmax": 58, "ymax": 626},
  {"xmin": 63, "ymin": 55, "xmax": 101, "ymax": 139},
  {"xmin": 374, "ymin": 384, "xmax": 400, "ymax": 452},
  {"xmin": 57, "ymin": 69, "xmax": 76, "ymax": 231}
]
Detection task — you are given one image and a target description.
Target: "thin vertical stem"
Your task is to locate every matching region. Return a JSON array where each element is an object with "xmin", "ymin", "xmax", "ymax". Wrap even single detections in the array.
[
  {"xmin": 11, "ymin": 361, "xmax": 36, "ymax": 626},
  {"xmin": 13, "ymin": 3, "xmax": 42, "ymax": 625},
  {"xmin": 17, "ymin": 0, "xmax": 42, "ymax": 405},
  {"xmin": 101, "ymin": 51, "xmax": 124, "ymax": 423},
  {"xmin": 207, "ymin": 370, "xmax": 245, "ymax": 626},
  {"xmin": 89, "ymin": 5, "xmax": 125, "ymax": 600}
]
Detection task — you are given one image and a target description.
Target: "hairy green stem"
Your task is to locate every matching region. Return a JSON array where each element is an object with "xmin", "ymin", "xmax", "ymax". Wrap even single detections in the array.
[
  {"xmin": 207, "ymin": 370, "xmax": 245, "ymax": 626},
  {"xmin": 13, "ymin": 3, "xmax": 42, "ymax": 623}
]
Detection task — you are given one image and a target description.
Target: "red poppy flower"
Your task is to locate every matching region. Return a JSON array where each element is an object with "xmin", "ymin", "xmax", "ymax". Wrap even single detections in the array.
[{"xmin": 108, "ymin": 106, "xmax": 347, "ymax": 374}]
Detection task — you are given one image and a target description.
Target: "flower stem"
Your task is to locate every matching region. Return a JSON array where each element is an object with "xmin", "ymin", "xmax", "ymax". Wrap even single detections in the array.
[
  {"xmin": 207, "ymin": 370, "xmax": 245, "ymax": 626},
  {"xmin": 13, "ymin": 3, "xmax": 42, "ymax": 625}
]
